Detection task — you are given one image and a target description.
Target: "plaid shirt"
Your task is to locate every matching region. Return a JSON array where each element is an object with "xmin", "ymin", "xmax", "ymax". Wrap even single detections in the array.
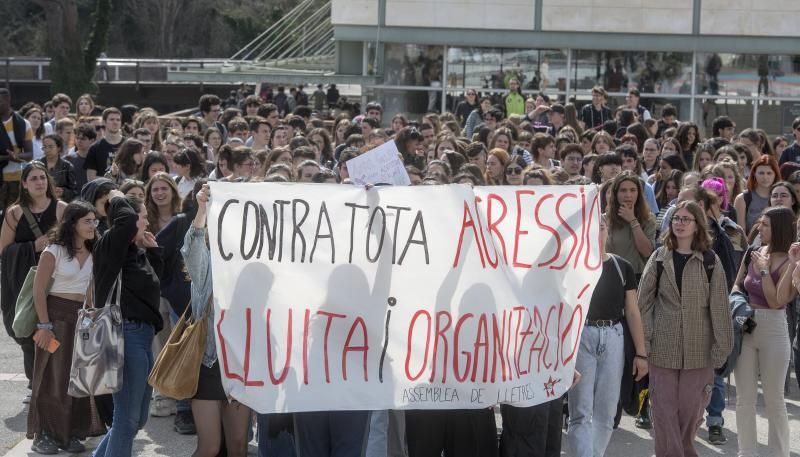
[{"xmin": 637, "ymin": 248, "xmax": 733, "ymax": 370}]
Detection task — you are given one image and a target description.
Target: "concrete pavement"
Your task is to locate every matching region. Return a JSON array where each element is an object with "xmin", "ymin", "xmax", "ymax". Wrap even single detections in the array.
[{"xmin": 2, "ymin": 328, "xmax": 799, "ymax": 456}]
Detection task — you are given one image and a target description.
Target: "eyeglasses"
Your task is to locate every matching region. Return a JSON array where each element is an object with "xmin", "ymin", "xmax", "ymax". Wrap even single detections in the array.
[
  {"xmin": 671, "ymin": 216, "xmax": 696, "ymax": 225},
  {"xmin": 82, "ymin": 218, "xmax": 100, "ymax": 228},
  {"xmin": 505, "ymin": 167, "xmax": 523, "ymax": 175}
]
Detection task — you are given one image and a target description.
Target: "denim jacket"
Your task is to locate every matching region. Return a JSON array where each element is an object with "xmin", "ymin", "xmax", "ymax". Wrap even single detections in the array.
[{"xmin": 181, "ymin": 225, "xmax": 216, "ymax": 368}]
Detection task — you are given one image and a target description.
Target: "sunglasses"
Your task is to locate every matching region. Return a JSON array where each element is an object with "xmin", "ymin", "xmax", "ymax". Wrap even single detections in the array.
[
  {"xmin": 95, "ymin": 125, "xmax": 106, "ymax": 132},
  {"xmin": 505, "ymin": 167, "xmax": 523, "ymax": 175}
]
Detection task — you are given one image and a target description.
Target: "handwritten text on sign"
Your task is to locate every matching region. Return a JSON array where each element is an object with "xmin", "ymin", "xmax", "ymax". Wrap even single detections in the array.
[{"xmin": 208, "ymin": 183, "xmax": 601, "ymax": 413}]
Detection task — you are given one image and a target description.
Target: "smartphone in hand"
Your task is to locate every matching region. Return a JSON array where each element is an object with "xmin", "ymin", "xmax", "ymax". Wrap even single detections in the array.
[{"xmin": 46, "ymin": 338, "xmax": 60, "ymax": 354}]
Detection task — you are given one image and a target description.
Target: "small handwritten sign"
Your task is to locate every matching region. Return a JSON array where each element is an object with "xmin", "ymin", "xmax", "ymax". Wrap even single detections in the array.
[{"xmin": 347, "ymin": 141, "xmax": 411, "ymax": 186}]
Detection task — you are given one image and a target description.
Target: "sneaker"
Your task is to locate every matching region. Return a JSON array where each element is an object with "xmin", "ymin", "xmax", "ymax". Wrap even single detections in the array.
[
  {"xmin": 23, "ymin": 393, "xmax": 32, "ymax": 404},
  {"xmin": 635, "ymin": 414, "xmax": 652, "ymax": 429},
  {"xmin": 31, "ymin": 434, "xmax": 59, "ymax": 455},
  {"xmin": 708, "ymin": 425, "xmax": 727, "ymax": 445},
  {"xmin": 174, "ymin": 410, "xmax": 197, "ymax": 435},
  {"xmin": 61, "ymin": 437, "xmax": 86, "ymax": 453},
  {"xmin": 149, "ymin": 396, "xmax": 176, "ymax": 417}
]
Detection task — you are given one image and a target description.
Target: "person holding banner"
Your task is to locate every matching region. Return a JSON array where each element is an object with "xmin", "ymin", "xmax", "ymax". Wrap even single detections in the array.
[
  {"xmin": 181, "ymin": 183, "xmax": 253, "ymax": 457},
  {"xmin": 567, "ymin": 216, "xmax": 648, "ymax": 457},
  {"xmin": 637, "ymin": 201, "xmax": 733, "ymax": 457}
]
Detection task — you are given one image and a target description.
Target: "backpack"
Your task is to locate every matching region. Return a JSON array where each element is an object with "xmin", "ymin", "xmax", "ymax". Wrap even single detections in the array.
[
  {"xmin": 653, "ymin": 247, "xmax": 716, "ymax": 297},
  {"xmin": 743, "ymin": 191, "xmax": 753, "ymax": 216}
]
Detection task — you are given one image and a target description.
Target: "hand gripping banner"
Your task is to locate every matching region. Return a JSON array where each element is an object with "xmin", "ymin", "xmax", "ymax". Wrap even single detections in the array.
[{"xmin": 208, "ymin": 182, "xmax": 602, "ymax": 414}]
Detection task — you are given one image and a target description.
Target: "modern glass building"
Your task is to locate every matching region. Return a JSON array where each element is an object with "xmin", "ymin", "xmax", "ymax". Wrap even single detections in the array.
[{"xmin": 331, "ymin": 0, "xmax": 800, "ymax": 137}]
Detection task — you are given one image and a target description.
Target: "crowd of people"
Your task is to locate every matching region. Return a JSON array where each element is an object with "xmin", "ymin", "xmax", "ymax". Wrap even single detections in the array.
[{"xmin": 0, "ymin": 82, "xmax": 798, "ymax": 457}]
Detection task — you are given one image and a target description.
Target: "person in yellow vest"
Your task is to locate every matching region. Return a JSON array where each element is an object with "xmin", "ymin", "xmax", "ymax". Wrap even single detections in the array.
[
  {"xmin": 0, "ymin": 88, "xmax": 34, "ymax": 212},
  {"xmin": 504, "ymin": 78, "xmax": 526, "ymax": 117}
]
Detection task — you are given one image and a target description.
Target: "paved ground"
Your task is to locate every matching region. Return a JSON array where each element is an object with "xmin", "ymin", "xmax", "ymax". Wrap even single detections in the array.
[{"xmin": 2, "ymin": 327, "xmax": 799, "ymax": 456}]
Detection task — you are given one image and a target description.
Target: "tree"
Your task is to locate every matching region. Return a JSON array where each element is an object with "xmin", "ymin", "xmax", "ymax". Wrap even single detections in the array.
[{"xmin": 32, "ymin": 0, "xmax": 111, "ymax": 97}]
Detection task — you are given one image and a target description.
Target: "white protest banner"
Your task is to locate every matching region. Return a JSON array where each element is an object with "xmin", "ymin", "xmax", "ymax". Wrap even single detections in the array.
[
  {"xmin": 208, "ymin": 182, "xmax": 601, "ymax": 414},
  {"xmin": 345, "ymin": 140, "xmax": 411, "ymax": 186}
]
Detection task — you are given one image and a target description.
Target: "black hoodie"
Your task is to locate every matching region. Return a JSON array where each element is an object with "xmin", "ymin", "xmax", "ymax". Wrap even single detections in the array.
[
  {"xmin": 80, "ymin": 178, "xmax": 117, "ymax": 234},
  {"xmin": 92, "ymin": 197, "xmax": 163, "ymax": 332}
]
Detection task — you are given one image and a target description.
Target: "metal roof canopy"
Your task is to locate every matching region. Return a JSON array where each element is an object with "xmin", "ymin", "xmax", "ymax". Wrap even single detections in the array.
[
  {"xmin": 167, "ymin": 68, "xmax": 378, "ymax": 85},
  {"xmin": 334, "ymin": 25, "xmax": 800, "ymax": 56}
]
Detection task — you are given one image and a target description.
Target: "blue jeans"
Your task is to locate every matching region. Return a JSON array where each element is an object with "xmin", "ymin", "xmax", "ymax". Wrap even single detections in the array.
[
  {"xmin": 365, "ymin": 410, "xmax": 408, "ymax": 457},
  {"xmin": 257, "ymin": 414, "xmax": 296, "ymax": 457},
  {"xmin": 93, "ymin": 322, "xmax": 155, "ymax": 457},
  {"xmin": 705, "ymin": 374, "xmax": 726, "ymax": 427},
  {"xmin": 567, "ymin": 323, "xmax": 624, "ymax": 457}
]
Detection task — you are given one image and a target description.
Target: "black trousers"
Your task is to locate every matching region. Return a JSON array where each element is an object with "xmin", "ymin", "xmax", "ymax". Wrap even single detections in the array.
[
  {"xmin": 499, "ymin": 397, "xmax": 564, "ymax": 457},
  {"xmin": 405, "ymin": 409, "xmax": 497, "ymax": 457},
  {"xmin": 20, "ymin": 336, "xmax": 34, "ymax": 386}
]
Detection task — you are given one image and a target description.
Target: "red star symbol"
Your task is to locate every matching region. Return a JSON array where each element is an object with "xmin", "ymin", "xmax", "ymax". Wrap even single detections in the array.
[{"xmin": 543, "ymin": 376, "xmax": 561, "ymax": 397}]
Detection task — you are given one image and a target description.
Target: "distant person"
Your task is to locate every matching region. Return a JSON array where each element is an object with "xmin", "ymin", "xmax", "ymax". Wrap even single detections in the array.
[
  {"xmin": 312, "ymin": 84, "xmax": 326, "ymax": 112},
  {"xmin": 326, "ymin": 84, "xmax": 340, "ymax": 109}
]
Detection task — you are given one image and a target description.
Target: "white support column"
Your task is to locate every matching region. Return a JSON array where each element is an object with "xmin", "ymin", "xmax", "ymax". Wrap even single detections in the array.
[
  {"xmin": 565, "ymin": 49, "xmax": 572, "ymax": 101},
  {"xmin": 752, "ymin": 95, "xmax": 759, "ymax": 130},
  {"xmin": 441, "ymin": 45, "xmax": 448, "ymax": 113},
  {"xmin": 689, "ymin": 51, "xmax": 697, "ymax": 123}
]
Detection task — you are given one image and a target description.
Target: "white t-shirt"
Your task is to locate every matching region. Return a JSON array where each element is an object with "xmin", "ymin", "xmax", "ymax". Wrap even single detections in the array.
[{"xmin": 44, "ymin": 244, "xmax": 93, "ymax": 295}]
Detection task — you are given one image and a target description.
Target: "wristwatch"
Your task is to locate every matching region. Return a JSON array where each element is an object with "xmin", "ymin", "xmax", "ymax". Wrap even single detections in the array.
[
  {"xmin": 36, "ymin": 322, "xmax": 54, "ymax": 331},
  {"xmin": 760, "ymin": 269, "xmax": 769, "ymax": 277}
]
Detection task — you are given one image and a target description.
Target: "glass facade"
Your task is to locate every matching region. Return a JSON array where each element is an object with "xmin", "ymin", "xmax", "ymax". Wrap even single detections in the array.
[
  {"xmin": 445, "ymin": 47, "xmax": 568, "ymax": 93},
  {"xmin": 570, "ymin": 50, "xmax": 692, "ymax": 95},
  {"xmin": 364, "ymin": 45, "xmax": 800, "ymax": 138}
]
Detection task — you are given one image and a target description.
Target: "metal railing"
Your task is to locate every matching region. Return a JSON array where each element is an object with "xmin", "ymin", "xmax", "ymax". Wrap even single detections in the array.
[{"xmin": 3, "ymin": 57, "xmax": 229, "ymax": 86}]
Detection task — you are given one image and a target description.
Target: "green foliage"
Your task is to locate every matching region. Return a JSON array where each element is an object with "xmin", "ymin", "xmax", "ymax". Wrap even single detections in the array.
[
  {"xmin": 217, "ymin": 2, "xmax": 285, "ymax": 52},
  {"xmin": 2, "ymin": 0, "xmax": 302, "ymax": 59},
  {"xmin": 0, "ymin": 2, "xmax": 46, "ymax": 55},
  {"xmin": 84, "ymin": 0, "xmax": 112, "ymax": 80}
]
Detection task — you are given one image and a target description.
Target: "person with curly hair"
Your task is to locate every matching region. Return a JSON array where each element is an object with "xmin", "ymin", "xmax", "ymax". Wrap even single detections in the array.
[{"xmin": 28, "ymin": 201, "xmax": 105, "ymax": 454}]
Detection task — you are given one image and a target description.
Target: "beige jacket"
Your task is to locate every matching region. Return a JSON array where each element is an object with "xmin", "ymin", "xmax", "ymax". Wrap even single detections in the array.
[{"xmin": 637, "ymin": 247, "xmax": 733, "ymax": 370}]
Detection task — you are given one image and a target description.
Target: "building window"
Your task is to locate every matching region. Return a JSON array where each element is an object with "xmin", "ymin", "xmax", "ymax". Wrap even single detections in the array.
[
  {"xmin": 446, "ymin": 47, "xmax": 567, "ymax": 93},
  {"xmin": 571, "ymin": 50, "xmax": 692, "ymax": 95},
  {"xmin": 382, "ymin": 44, "xmax": 443, "ymax": 86}
]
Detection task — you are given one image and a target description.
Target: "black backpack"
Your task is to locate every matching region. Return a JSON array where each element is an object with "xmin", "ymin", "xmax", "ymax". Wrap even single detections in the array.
[{"xmin": 653, "ymin": 247, "xmax": 716, "ymax": 296}]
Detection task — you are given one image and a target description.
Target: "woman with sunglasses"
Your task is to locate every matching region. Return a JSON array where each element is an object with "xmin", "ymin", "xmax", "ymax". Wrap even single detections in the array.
[
  {"xmin": 0, "ymin": 162, "xmax": 67, "ymax": 402},
  {"xmin": 504, "ymin": 154, "xmax": 527, "ymax": 185},
  {"xmin": 638, "ymin": 201, "xmax": 732, "ymax": 457},
  {"xmin": 27, "ymin": 201, "xmax": 104, "ymax": 454}
]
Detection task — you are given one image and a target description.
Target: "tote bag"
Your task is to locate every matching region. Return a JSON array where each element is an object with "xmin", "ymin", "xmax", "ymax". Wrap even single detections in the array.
[{"xmin": 68, "ymin": 273, "xmax": 124, "ymax": 398}]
